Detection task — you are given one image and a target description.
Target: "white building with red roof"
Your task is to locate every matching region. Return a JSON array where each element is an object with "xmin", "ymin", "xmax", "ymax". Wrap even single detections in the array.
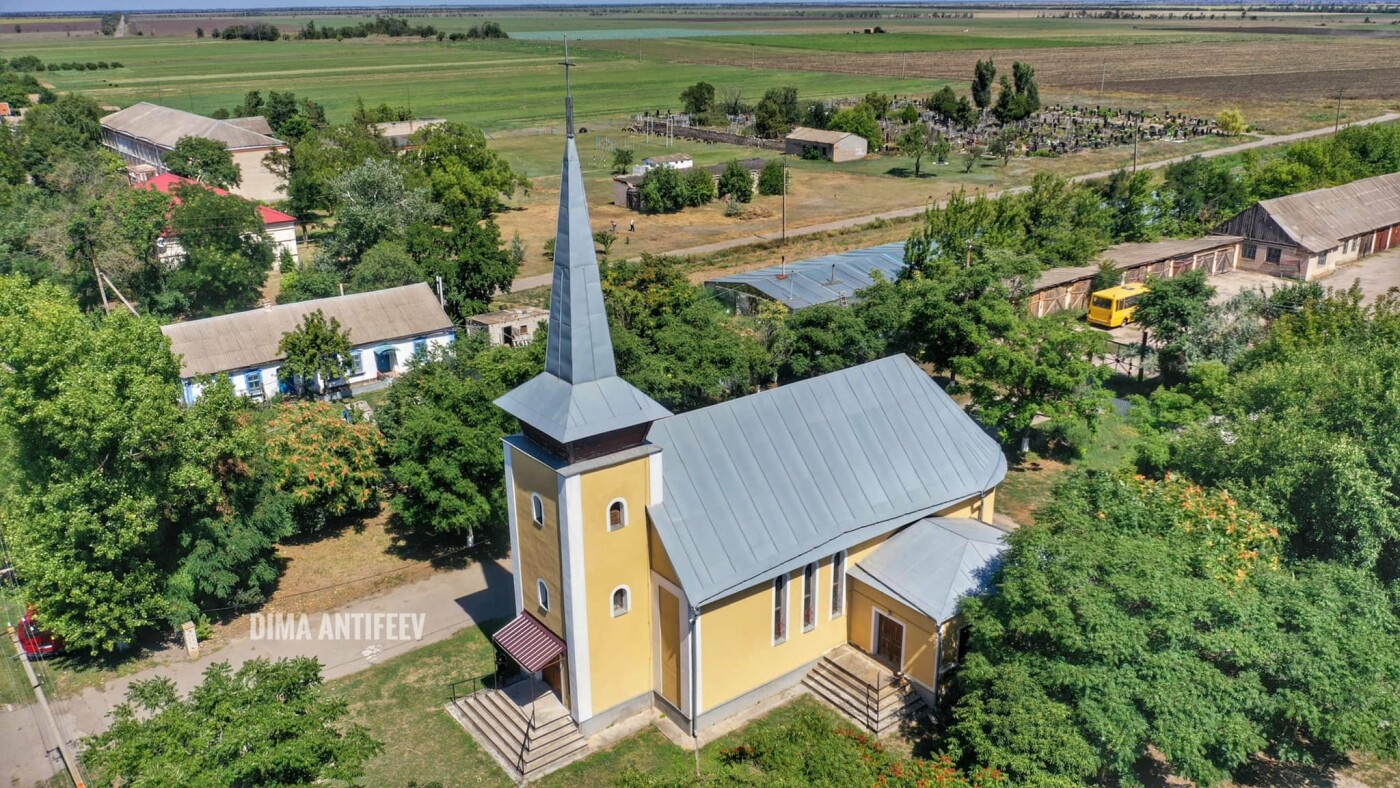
[{"xmin": 135, "ymin": 173, "xmax": 299, "ymax": 270}]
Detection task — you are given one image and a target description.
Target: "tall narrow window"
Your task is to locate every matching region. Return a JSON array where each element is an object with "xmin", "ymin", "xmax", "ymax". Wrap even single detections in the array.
[
  {"xmin": 537, "ymin": 579, "xmax": 550, "ymax": 612},
  {"xmin": 611, "ymin": 586, "xmax": 630, "ymax": 617},
  {"xmin": 802, "ymin": 563, "xmax": 817, "ymax": 632},
  {"xmin": 531, "ymin": 494, "xmax": 544, "ymax": 526},
  {"xmin": 772, "ymin": 575, "xmax": 788, "ymax": 644},
  {"xmin": 608, "ymin": 500, "xmax": 627, "ymax": 531},
  {"xmin": 830, "ymin": 551, "xmax": 846, "ymax": 618}
]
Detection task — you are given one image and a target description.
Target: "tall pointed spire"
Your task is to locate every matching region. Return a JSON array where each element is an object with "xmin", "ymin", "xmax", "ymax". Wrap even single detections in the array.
[{"xmin": 495, "ymin": 45, "xmax": 671, "ymax": 459}]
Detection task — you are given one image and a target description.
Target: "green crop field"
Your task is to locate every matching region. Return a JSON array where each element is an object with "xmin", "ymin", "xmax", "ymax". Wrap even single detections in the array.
[
  {"xmin": 696, "ymin": 32, "xmax": 1103, "ymax": 52},
  {"xmin": 2, "ymin": 35, "xmax": 939, "ymax": 129}
]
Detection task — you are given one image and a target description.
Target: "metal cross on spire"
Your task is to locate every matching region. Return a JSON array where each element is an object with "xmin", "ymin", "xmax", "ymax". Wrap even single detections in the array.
[{"xmin": 560, "ymin": 36, "xmax": 575, "ymax": 137}]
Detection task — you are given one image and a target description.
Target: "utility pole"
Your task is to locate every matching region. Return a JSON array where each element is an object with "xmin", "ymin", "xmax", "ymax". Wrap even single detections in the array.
[
  {"xmin": 93, "ymin": 263, "xmax": 110, "ymax": 312},
  {"xmin": 9, "ymin": 626, "xmax": 86, "ymax": 788},
  {"xmin": 1334, "ymin": 91, "xmax": 1344, "ymax": 133},
  {"xmin": 781, "ymin": 154, "xmax": 788, "ymax": 244},
  {"xmin": 1099, "ymin": 61, "xmax": 1106, "ymax": 95},
  {"xmin": 1131, "ymin": 113, "xmax": 1140, "ymax": 174}
]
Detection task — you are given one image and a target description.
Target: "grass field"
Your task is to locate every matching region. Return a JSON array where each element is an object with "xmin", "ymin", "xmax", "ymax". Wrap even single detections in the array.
[{"xmin": 699, "ymin": 31, "xmax": 1105, "ymax": 52}]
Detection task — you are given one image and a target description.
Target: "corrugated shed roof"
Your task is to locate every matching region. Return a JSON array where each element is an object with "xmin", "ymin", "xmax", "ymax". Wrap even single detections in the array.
[
  {"xmin": 1257, "ymin": 171, "xmax": 1400, "ymax": 253},
  {"xmin": 491, "ymin": 612, "xmax": 565, "ymax": 671},
  {"xmin": 101, "ymin": 102, "xmax": 284, "ymax": 150},
  {"xmin": 848, "ymin": 517, "xmax": 1007, "ymax": 622},
  {"xmin": 643, "ymin": 153, "xmax": 693, "ymax": 165},
  {"xmin": 160, "ymin": 283, "xmax": 452, "ymax": 378},
  {"xmin": 707, "ymin": 242, "xmax": 906, "ymax": 310},
  {"xmin": 647, "ymin": 354, "xmax": 1006, "ymax": 606},
  {"xmin": 786, "ymin": 126, "xmax": 858, "ymax": 145},
  {"xmin": 495, "ymin": 128, "xmax": 671, "ymax": 443}
]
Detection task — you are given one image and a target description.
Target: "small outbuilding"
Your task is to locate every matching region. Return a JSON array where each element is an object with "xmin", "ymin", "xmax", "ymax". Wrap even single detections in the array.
[
  {"xmin": 1216, "ymin": 171, "xmax": 1400, "ymax": 280},
  {"xmin": 784, "ymin": 127, "xmax": 868, "ymax": 162},
  {"xmin": 1027, "ymin": 236, "xmax": 1241, "ymax": 318},
  {"xmin": 466, "ymin": 307, "xmax": 549, "ymax": 347}
]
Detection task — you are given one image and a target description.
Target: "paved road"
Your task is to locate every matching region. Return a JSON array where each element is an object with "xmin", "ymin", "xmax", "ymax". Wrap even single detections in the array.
[
  {"xmin": 1, "ymin": 558, "xmax": 514, "ymax": 786},
  {"xmin": 507, "ymin": 112, "xmax": 1400, "ymax": 293}
]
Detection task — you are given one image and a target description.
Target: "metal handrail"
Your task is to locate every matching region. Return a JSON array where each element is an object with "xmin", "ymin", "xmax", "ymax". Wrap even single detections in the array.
[{"xmin": 448, "ymin": 668, "xmax": 500, "ymax": 703}]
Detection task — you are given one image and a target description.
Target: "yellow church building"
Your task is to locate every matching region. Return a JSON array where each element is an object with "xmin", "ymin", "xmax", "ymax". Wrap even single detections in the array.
[{"xmin": 451, "ymin": 71, "xmax": 1009, "ymax": 783}]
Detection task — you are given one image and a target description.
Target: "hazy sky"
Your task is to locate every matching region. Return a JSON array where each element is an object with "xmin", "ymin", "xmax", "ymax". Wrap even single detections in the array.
[{"xmin": 14, "ymin": 0, "xmax": 859, "ymax": 12}]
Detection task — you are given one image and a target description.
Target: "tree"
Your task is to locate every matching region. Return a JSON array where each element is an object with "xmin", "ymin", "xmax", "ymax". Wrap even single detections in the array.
[
  {"xmin": 195, "ymin": 26, "xmax": 204, "ymax": 38},
  {"xmin": 1217, "ymin": 107, "xmax": 1247, "ymax": 136},
  {"xmin": 378, "ymin": 339, "xmax": 530, "ymax": 539},
  {"xmin": 594, "ymin": 229, "xmax": 617, "ymax": 257},
  {"xmin": 927, "ymin": 85, "xmax": 960, "ymax": 121},
  {"xmin": 1095, "ymin": 167, "xmax": 1156, "ymax": 242},
  {"xmin": 971, "ymin": 58, "xmax": 996, "ymax": 110},
  {"xmin": 164, "ymin": 136, "xmax": 240, "ymax": 189},
  {"xmin": 954, "ymin": 95, "xmax": 979, "ymax": 129},
  {"xmin": 829, "ymin": 104, "xmax": 881, "ymax": 151},
  {"xmin": 1158, "ymin": 156, "xmax": 1250, "ymax": 235},
  {"xmin": 682, "ymin": 167, "xmax": 717, "ymax": 207},
  {"xmin": 637, "ymin": 165, "xmax": 688, "ymax": 214},
  {"xmin": 897, "ymin": 103, "xmax": 920, "ymax": 125},
  {"xmin": 757, "ymin": 158, "xmax": 788, "ymax": 196},
  {"xmin": 1011, "ymin": 61, "xmax": 1040, "ymax": 116},
  {"xmin": 405, "ymin": 212, "xmax": 515, "ymax": 319},
  {"xmin": 0, "ymin": 277, "xmax": 291, "ymax": 650},
  {"xmin": 610, "ymin": 147, "xmax": 635, "ymax": 175},
  {"xmin": 679, "ymin": 81, "xmax": 716, "ymax": 116},
  {"xmin": 948, "ymin": 471, "xmax": 1400, "ymax": 786},
  {"xmin": 1133, "ymin": 268, "xmax": 1216, "ymax": 382},
  {"xmin": 754, "ymin": 86, "xmax": 800, "ymax": 139},
  {"xmin": 716, "ymin": 159, "xmax": 754, "ymax": 203},
  {"xmin": 408, "ymin": 121, "xmax": 529, "ymax": 221},
  {"xmin": 266, "ymin": 402, "xmax": 384, "ymax": 533},
  {"xmin": 321, "ymin": 158, "xmax": 437, "ymax": 268},
  {"xmin": 962, "ymin": 145, "xmax": 982, "ymax": 173},
  {"xmin": 19, "ymin": 93, "xmax": 106, "ymax": 184},
  {"xmin": 277, "ymin": 308, "xmax": 352, "ymax": 397},
  {"xmin": 898, "ymin": 122, "xmax": 938, "ymax": 177},
  {"xmin": 167, "ymin": 183, "xmax": 274, "ymax": 316},
  {"xmin": 781, "ymin": 304, "xmax": 884, "ymax": 380},
  {"xmin": 85, "ymin": 658, "xmax": 381, "ymax": 785},
  {"xmin": 861, "ymin": 91, "xmax": 892, "ymax": 120},
  {"xmin": 277, "ymin": 263, "xmax": 340, "ymax": 304},
  {"xmin": 985, "ymin": 133, "xmax": 1012, "ymax": 167},
  {"xmin": 348, "ymin": 239, "xmax": 425, "ymax": 293},
  {"xmin": 957, "ymin": 312, "xmax": 1109, "ymax": 453}
]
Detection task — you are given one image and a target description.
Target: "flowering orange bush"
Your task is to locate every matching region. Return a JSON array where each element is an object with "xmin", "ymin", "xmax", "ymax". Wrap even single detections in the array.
[
  {"xmin": 266, "ymin": 402, "xmax": 385, "ymax": 533},
  {"xmin": 1138, "ymin": 473, "xmax": 1280, "ymax": 582}
]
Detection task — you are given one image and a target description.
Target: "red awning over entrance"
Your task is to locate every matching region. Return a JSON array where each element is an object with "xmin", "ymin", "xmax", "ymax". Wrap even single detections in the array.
[{"xmin": 492, "ymin": 612, "xmax": 566, "ymax": 672}]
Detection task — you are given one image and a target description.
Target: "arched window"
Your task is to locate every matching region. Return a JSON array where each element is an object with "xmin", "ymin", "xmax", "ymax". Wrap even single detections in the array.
[
  {"xmin": 531, "ymin": 494, "xmax": 544, "ymax": 527},
  {"xmin": 607, "ymin": 499, "xmax": 627, "ymax": 531},
  {"xmin": 537, "ymin": 579, "xmax": 550, "ymax": 612},
  {"xmin": 772, "ymin": 574, "xmax": 788, "ymax": 645},
  {"xmin": 611, "ymin": 586, "xmax": 631, "ymax": 617}
]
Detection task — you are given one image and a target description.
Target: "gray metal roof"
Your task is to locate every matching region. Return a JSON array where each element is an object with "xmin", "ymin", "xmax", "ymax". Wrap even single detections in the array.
[
  {"xmin": 786, "ymin": 126, "xmax": 859, "ymax": 145},
  {"xmin": 1034, "ymin": 235, "xmax": 1242, "ymax": 291},
  {"xmin": 647, "ymin": 354, "xmax": 1007, "ymax": 606},
  {"xmin": 101, "ymin": 102, "xmax": 284, "ymax": 151},
  {"xmin": 1257, "ymin": 171, "xmax": 1400, "ymax": 253},
  {"xmin": 706, "ymin": 242, "xmax": 906, "ymax": 311},
  {"xmin": 848, "ymin": 517, "xmax": 1007, "ymax": 623},
  {"xmin": 160, "ymin": 284, "xmax": 452, "ymax": 378},
  {"xmin": 495, "ymin": 119, "xmax": 671, "ymax": 443}
]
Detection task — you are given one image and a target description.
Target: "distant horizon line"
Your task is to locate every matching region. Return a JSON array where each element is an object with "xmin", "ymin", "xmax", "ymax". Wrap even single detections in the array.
[{"xmin": 8, "ymin": 0, "xmax": 1375, "ymax": 17}]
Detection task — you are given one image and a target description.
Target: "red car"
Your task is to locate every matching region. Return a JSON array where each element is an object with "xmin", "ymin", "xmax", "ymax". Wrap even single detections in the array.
[{"xmin": 17, "ymin": 609, "xmax": 63, "ymax": 659}]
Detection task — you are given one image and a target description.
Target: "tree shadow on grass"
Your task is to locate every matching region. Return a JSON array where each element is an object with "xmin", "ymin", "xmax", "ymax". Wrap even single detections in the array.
[
  {"xmin": 382, "ymin": 509, "xmax": 510, "ymax": 570},
  {"xmin": 883, "ymin": 166, "xmax": 940, "ymax": 178}
]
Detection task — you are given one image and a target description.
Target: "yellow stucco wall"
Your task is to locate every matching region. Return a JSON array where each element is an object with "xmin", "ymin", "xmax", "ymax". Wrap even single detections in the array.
[
  {"xmin": 648, "ymin": 523, "xmax": 681, "ymax": 586},
  {"xmin": 694, "ymin": 490, "xmax": 992, "ymax": 710},
  {"xmin": 510, "ymin": 445, "xmax": 565, "ymax": 638},
  {"xmin": 579, "ymin": 455, "xmax": 657, "ymax": 714},
  {"xmin": 847, "ymin": 578, "xmax": 940, "ymax": 687}
]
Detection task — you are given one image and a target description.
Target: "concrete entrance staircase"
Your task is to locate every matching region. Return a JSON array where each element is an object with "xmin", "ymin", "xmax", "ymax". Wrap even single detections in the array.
[
  {"xmin": 449, "ymin": 679, "xmax": 589, "ymax": 783},
  {"xmin": 802, "ymin": 644, "xmax": 929, "ymax": 736}
]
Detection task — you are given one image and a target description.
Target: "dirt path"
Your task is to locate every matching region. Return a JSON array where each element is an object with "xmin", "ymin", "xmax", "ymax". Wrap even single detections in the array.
[
  {"xmin": 503, "ymin": 111, "xmax": 1399, "ymax": 295},
  {"xmin": 1, "ymin": 558, "xmax": 515, "ymax": 786}
]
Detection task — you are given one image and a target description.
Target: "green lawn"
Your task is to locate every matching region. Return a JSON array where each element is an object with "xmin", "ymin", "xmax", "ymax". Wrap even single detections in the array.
[
  {"xmin": 329, "ymin": 621, "xmax": 510, "ymax": 787},
  {"xmin": 995, "ymin": 402, "xmax": 1140, "ymax": 526},
  {"xmin": 698, "ymin": 32, "xmax": 1104, "ymax": 52}
]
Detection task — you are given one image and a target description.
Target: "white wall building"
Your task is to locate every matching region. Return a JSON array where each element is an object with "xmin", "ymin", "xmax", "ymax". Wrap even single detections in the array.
[
  {"xmin": 162, "ymin": 284, "xmax": 455, "ymax": 404},
  {"xmin": 101, "ymin": 102, "xmax": 288, "ymax": 202},
  {"xmin": 137, "ymin": 173, "xmax": 299, "ymax": 269}
]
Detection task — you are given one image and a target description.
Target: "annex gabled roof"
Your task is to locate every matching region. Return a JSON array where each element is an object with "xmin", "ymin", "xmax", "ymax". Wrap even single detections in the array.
[
  {"xmin": 706, "ymin": 242, "xmax": 906, "ymax": 310},
  {"xmin": 1256, "ymin": 171, "xmax": 1400, "ymax": 253},
  {"xmin": 495, "ymin": 63, "xmax": 670, "ymax": 444},
  {"xmin": 160, "ymin": 283, "xmax": 452, "ymax": 378},
  {"xmin": 135, "ymin": 172, "xmax": 296, "ymax": 226},
  {"xmin": 848, "ymin": 517, "xmax": 1007, "ymax": 623},
  {"xmin": 786, "ymin": 126, "xmax": 859, "ymax": 145},
  {"xmin": 101, "ymin": 102, "xmax": 284, "ymax": 151},
  {"xmin": 646, "ymin": 354, "xmax": 1006, "ymax": 607}
]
